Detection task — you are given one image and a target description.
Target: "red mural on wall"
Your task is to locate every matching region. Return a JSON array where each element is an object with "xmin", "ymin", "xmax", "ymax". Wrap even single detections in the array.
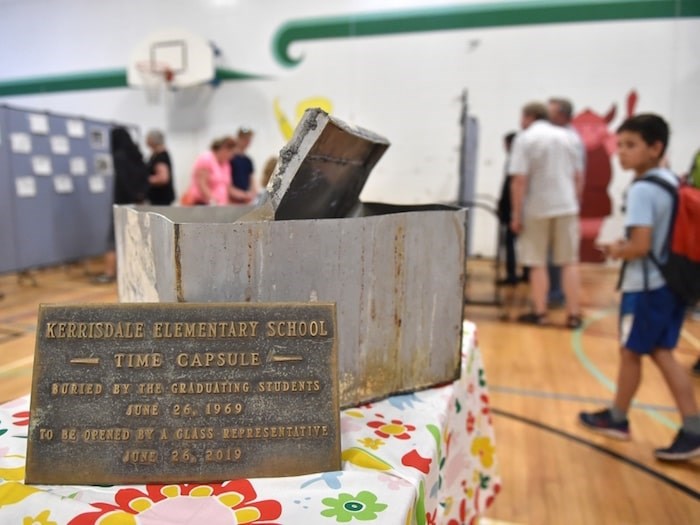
[{"xmin": 572, "ymin": 90, "xmax": 637, "ymax": 262}]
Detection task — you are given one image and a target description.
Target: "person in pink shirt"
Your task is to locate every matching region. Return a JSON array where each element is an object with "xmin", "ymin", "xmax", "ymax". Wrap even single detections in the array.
[{"xmin": 184, "ymin": 136, "xmax": 237, "ymax": 205}]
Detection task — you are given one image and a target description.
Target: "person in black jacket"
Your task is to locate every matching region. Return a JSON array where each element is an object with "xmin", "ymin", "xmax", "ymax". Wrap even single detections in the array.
[
  {"xmin": 497, "ymin": 131, "xmax": 526, "ymax": 286},
  {"xmin": 146, "ymin": 129, "xmax": 175, "ymax": 205},
  {"xmin": 93, "ymin": 127, "xmax": 149, "ymax": 283}
]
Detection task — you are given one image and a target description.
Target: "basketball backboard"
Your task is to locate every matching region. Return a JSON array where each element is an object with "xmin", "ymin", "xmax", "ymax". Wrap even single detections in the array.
[{"xmin": 127, "ymin": 28, "xmax": 215, "ymax": 92}]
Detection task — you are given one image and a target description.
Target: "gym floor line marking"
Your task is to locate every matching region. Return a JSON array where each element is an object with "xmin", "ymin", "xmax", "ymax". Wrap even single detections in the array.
[
  {"xmin": 571, "ymin": 310, "xmax": 679, "ymax": 431},
  {"xmin": 489, "ymin": 385, "xmax": 677, "ymax": 413},
  {"xmin": 492, "ymin": 407, "xmax": 700, "ymax": 502}
]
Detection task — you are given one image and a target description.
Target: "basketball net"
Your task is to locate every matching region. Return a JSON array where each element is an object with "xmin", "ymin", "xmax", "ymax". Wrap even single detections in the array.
[{"xmin": 135, "ymin": 61, "xmax": 174, "ymax": 105}]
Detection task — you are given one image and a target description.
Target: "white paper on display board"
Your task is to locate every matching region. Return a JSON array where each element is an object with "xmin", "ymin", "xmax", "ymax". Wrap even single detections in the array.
[
  {"xmin": 32, "ymin": 156, "xmax": 53, "ymax": 176},
  {"xmin": 89, "ymin": 128, "xmax": 108, "ymax": 149},
  {"xmin": 15, "ymin": 176, "xmax": 37, "ymax": 198},
  {"xmin": 66, "ymin": 119, "xmax": 85, "ymax": 138},
  {"xmin": 53, "ymin": 175, "xmax": 74, "ymax": 194},
  {"xmin": 28, "ymin": 113, "xmax": 50, "ymax": 134},
  {"xmin": 70, "ymin": 157, "xmax": 87, "ymax": 176},
  {"xmin": 50, "ymin": 135, "xmax": 70, "ymax": 155},
  {"xmin": 10, "ymin": 133, "xmax": 32, "ymax": 154},
  {"xmin": 94, "ymin": 154, "xmax": 113, "ymax": 175},
  {"xmin": 88, "ymin": 175, "xmax": 106, "ymax": 193}
]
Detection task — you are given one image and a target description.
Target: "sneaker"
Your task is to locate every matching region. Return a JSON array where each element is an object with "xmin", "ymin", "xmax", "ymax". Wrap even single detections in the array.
[
  {"xmin": 654, "ymin": 429, "xmax": 700, "ymax": 461},
  {"xmin": 693, "ymin": 358, "xmax": 700, "ymax": 377},
  {"xmin": 578, "ymin": 408, "xmax": 630, "ymax": 440}
]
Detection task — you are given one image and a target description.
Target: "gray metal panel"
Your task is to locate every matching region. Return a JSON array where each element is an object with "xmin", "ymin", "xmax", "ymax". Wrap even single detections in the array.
[
  {"xmin": 0, "ymin": 106, "xmax": 134, "ymax": 272},
  {"xmin": 78, "ymin": 118, "xmax": 114, "ymax": 257},
  {"xmin": 48, "ymin": 113, "xmax": 87, "ymax": 262},
  {"xmin": 115, "ymin": 205, "xmax": 467, "ymax": 407},
  {"xmin": 0, "ymin": 106, "xmax": 19, "ymax": 273},
  {"xmin": 7, "ymin": 108, "xmax": 59, "ymax": 269}
]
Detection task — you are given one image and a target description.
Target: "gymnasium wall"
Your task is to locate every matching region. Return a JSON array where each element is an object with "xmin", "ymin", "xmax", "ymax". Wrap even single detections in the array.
[{"xmin": 1, "ymin": 0, "xmax": 698, "ymax": 257}]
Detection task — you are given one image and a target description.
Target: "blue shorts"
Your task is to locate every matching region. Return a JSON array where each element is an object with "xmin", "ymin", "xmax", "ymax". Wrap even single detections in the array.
[{"xmin": 619, "ymin": 285, "xmax": 686, "ymax": 354}]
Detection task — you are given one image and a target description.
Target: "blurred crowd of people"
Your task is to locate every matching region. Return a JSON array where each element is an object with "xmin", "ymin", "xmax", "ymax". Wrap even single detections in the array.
[
  {"xmin": 91, "ymin": 125, "xmax": 274, "ymax": 283},
  {"xmin": 496, "ymin": 99, "xmax": 700, "ymax": 460},
  {"xmin": 180, "ymin": 128, "xmax": 264, "ymax": 206},
  {"xmin": 498, "ymin": 98, "xmax": 585, "ymax": 329}
]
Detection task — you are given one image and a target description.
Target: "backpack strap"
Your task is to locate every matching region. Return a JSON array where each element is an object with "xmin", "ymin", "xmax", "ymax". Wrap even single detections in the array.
[
  {"xmin": 636, "ymin": 175, "xmax": 679, "ymax": 270},
  {"xmin": 639, "ymin": 174, "xmax": 678, "ymax": 201},
  {"xmin": 616, "ymin": 174, "xmax": 679, "ymax": 291}
]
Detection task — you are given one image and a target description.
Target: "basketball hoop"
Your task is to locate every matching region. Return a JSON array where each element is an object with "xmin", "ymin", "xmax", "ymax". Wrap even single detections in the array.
[{"xmin": 135, "ymin": 61, "xmax": 174, "ymax": 104}]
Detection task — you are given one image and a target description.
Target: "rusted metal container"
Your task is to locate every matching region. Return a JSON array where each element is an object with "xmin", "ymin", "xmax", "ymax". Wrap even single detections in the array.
[{"xmin": 115, "ymin": 110, "xmax": 467, "ymax": 407}]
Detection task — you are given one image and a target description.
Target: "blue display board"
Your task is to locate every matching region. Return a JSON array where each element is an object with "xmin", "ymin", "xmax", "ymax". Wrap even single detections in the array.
[{"xmin": 0, "ymin": 104, "xmax": 139, "ymax": 273}]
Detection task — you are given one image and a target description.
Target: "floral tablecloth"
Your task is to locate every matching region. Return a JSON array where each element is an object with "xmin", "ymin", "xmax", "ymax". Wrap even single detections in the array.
[{"xmin": 0, "ymin": 321, "xmax": 499, "ymax": 525}]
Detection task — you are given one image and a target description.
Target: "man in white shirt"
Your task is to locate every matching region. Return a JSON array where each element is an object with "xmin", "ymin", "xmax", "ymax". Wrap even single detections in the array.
[
  {"xmin": 548, "ymin": 98, "xmax": 586, "ymax": 171},
  {"xmin": 547, "ymin": 98, "xmax": 586, "ymax": 307},
  {"xmin": 509, "ymin": 102, "xmax": 583, "ymax": 327}
]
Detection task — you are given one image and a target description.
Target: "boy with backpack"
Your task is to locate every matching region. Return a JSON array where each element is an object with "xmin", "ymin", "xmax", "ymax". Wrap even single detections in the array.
[{"xmin": 579, "ymin": 114, "xmax": 700, "ymax": 461}]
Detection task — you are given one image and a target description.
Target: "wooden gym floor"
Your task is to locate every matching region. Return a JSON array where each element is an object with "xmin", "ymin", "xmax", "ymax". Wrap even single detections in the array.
[{"xmin": 0, "ymin": 259, "xmax": 698, "ymax": 523}]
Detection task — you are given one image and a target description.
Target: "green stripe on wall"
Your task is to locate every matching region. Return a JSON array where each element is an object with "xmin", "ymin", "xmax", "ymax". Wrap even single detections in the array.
[
  {"xmin": 0, "ymin": 70, "xmax": 128, "ymax": 97},
  {"xmin": 0, "ymin": 68, "xmax": 265, "ymax": 97},
  {"xmin": 273, "ymin": 0, "xmax": 700, "ymax": 66},
  {"xmin": 214, "ymin": 68, "xmax": 268, "ymax": 81},
  {"xmin": 2, "ymin": 1, "xmax": 697, "ymax": 95}
]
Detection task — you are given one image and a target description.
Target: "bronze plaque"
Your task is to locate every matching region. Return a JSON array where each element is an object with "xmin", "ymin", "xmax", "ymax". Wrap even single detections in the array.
[{"xmin": 26, "ymin": 302, "xmax": 339, "ymax": 485}]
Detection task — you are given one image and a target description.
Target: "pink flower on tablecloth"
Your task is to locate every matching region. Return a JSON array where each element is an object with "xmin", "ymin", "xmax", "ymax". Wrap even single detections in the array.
[
  {"xmin": 470, "ymin": 437, "xmax": 496, "ymax": 469},
  {"xmin": 23, "ymin": 509, "xmax": 57, "ymax": 525},
  {"xmin": 367, "ymin": 415, "xmax": 415, "ymax": 440},
  {"xmin": 341, "ymin": 414, "xmax": 365, "ymax": 433},
  {"xmin": 1, "ymin": 396, "xmax": 28, "ymax": 410},
  {"xmin": 376, "ymin": 473, "xmax": 411, "ymax": 491},
  {"xmin": 67, "ymin": 481, "xmax": 282, "ymax": 525},
  {"xmin": 13, "ymin": 411, "xmax": 30, "ymax": 426}
]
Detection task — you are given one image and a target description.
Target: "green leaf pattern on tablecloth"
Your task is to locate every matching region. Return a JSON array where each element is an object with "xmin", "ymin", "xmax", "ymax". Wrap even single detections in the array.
[{"xmin": 321, "ymin": 490, "xmax": 388, "ymax": 522}]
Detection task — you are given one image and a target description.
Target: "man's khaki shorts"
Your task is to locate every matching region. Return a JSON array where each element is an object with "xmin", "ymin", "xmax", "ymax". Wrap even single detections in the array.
[{"xmin": 518, "ymin": 214, "xmax": 580, "ymax": 267}]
